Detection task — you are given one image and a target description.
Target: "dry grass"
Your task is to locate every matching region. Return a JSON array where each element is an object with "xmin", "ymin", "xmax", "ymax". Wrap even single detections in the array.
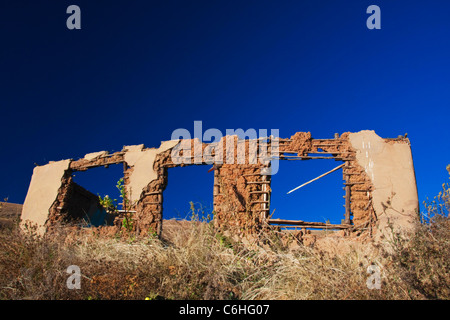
[{"xmin": 0, "ymin": 213, "xmax": 448, "ymax": 300}]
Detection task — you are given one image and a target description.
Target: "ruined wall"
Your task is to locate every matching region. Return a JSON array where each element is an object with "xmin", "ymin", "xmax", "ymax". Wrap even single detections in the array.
[
  {"xmin": 213, "ymin": 163, "xmax": 269, "ymax": 237},
  {"xmin": 55, "ymin": 180, "xmax": 111, "ymax": 227},
  {"xmin": 123, "ymin": 141, "xmax": 179, "ymax": 203},
  {"xmin": 278, "ymin": 132, "xmax": 373, "ymax": 228},
  {"xmin": 20, "ymin": 130, "xmax": 419, "ymax": 242},
  {"xmin": 21, "ymin": 159, "xmax": 71, "ymax": 235},
  {"xmin": 132, "ymin": 136, "xmax": 272, "ymax": 238},
  {"xmin": 348, "ymin": 131, "xmax": 419, "ymax": 239}
]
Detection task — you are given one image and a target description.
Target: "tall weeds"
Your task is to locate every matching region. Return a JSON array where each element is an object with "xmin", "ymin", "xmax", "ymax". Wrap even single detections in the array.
[
  {"xmin": 1, "ymin": 213, "xmax": 448, "ymax": 300},
  {"xmin": 1, "ymin": 167, "xmax": 449, "ymax": 300}
]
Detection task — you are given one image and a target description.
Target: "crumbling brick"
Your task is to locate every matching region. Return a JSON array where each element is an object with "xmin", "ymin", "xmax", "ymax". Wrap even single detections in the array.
[{"xmin": 21, "ymin": 130, "xmax": 419, "ymax": 245}]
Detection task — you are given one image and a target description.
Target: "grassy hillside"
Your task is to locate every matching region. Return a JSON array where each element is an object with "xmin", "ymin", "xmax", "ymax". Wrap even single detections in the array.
[
  {"xmin": 0, "ymin": 202, "xmax": 22, "ymax": 230},
  {"xmin": 0, "ymin": 213, "xmax": 448, "ymax": 300},
  {"xmin": 0, "ymin": 168, "xmax": 448, "ymax": 300}
]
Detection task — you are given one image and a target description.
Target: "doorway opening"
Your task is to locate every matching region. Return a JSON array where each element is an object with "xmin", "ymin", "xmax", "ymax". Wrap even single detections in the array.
[{"xmin": 161, "ymin": 165, "xmax": 214, "ymax": 241}]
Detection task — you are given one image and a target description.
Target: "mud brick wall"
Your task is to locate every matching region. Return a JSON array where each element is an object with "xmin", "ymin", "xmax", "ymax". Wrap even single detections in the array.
[
  {"xmin": 213, "ymin": 164, "xmax": 270, "ymax": 237},
  {"xmin": 131, "ymin": 149, "xmax": 169, "ymax": 236},
  {"xmin": 20, "ymin": 130, "xmax": 419, "ymax": 241},
  {"xmin": 277, "ymin": 132, "xmax": 373, "ymax": 228},
  {"xmin": 46, "ymin": 170, "xmax": 73, "ymax": 230},
  {"xmin": 311, "ymin": 133, "xmax": 373, "ymax": 228},
  {"xmin": 131, "ymin": 137, "xmax": 273, "ymax": 238},
  {"xmin": 46, "ymin": 172, "xmax": 111, "ymax": 232}
]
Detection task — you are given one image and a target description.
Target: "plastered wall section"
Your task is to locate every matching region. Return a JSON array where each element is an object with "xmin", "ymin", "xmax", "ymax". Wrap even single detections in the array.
[
  {"xmin": 124, "ymin": 140, "xmax": 180, "ymax": 204},
  {"xmin": 20, "ymin": 159, "xmax": 71, "ymax": 235},
  {"xmin": 349, "ymin": 131, "xmax": 419, "ymax": 239}
]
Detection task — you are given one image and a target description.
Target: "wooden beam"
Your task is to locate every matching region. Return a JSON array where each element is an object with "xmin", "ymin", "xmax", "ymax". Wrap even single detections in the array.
[
  {"xmin": 280, "ymin": 151, "xmax": 341, "ymax": 156},
  {"xmin": 249, "ymin": 201, "xmax": 270, "ymax": 204},
  {"xmin": 144, "ymin": 191, "xmax": 162, "ymax": 196},
  {"xmin": 247, "ymin": 181, "xmax": 271, "ymax": 184},
  {"xmin": 276, "ymin": 155, "xmax": 336, "ymax": 160},
  {"xmin": 268, "ymin": 218, "xmax": 350, "ymax": 229},
  {"xmin": 287, "ymin": 163, "xmax": 345, "ymax": 194},
  {"xmin": 70, "ymin": 152, "xmax": 125, "ymax": 171},
  {"xmin": 277, "ymin": 225, "xmax": 345, "ymax": 230},
  {"xmin": 312, "ymin": 144, "xmax": 341, "ymax": 147},
  {"xmin": 343, "ymin": 161, "xmax": 352, "ymax": 224}
]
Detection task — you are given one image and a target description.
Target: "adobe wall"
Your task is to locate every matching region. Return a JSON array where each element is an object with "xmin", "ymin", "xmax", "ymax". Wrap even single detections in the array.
[
  {"xmin": 131, "ymin": 136, "xmax": 271, "ymax": 237},
  {"xmin": 21, "ymin": 160, "xmax": 71, "ymax": 235},
  {"xmin": 348, "ymin": 130, "xmax": 419, "ymax": 240},
  {"xmin": 20, "ymin": 130, "xmax": 419, "ymax": 242}
]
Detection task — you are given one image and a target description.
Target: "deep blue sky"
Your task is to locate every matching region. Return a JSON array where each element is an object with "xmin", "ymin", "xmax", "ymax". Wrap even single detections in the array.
[{"xmin": 1, "ymin": 1, "xmax": 449, "ymax": 223}]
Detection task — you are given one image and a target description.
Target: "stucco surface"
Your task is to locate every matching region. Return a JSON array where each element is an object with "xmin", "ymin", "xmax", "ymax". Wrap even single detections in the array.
[
  {"xmin": 20, "ymin": 160, "xmax": 71, "ymax": 234},
  {"xmin": 124, "ymin": 140, "xmax": 179, "ymax": 203},
  {"xmin": 84, "ymin": 151, "xmax": 108, "ymax": 161},
  {"xmin": 349, "ymin": 131, "xmax": 419, "ymax": 239}
]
